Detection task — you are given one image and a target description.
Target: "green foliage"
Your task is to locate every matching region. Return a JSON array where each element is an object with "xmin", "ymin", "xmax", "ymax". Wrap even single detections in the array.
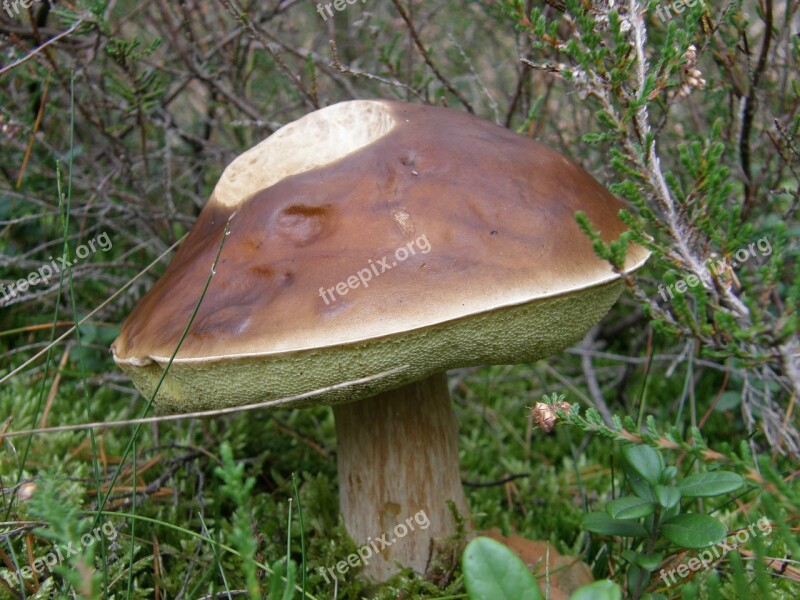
[
  {"xmin": 213, "ymin": 442, "xmax": 263, "ymax": 599},
  {"xmin": 5, "ymin": 472, "xmax": 120, "ymax": 597},
  {"xmin": 267, "ymin": 557, "xmax": 297, "ymax": 600},
  {"xmin": 571, "ymin": 580, "xmax": 624, "ymax": 600},
  {"xmin": 462, "ymin": 536, "xmax": 544, "ymax": 600},
  {"xmin": 462, "ymin": 536, "xmax": 623, "ymax": 600},
  {"xmin": 545, "ymin": 398, "xmax": 796, "ymax": 598}
]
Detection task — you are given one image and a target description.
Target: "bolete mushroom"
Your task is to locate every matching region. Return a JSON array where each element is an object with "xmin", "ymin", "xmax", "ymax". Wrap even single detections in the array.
[{"xmin": 111, "ymin": 100, "xmax": 649, "ymax": 581}]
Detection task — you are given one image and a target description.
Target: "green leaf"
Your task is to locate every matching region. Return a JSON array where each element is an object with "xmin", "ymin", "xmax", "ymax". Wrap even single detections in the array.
[
  {"xmin": 661, "ymin": 514, "xmax": 727, "ymax": 548},
  {"xmin": 677, "ymin": 472, "xmax": 744, "ymax": 497},
  {"xmin": 661, "ymin": 466, "xmax": 678, "ymax": 483},
  {"xmin": 267, "ymin": 558, "xmax": 297, "ymax": 600},
  {"xmin": 606, "ymin": 496, "xmax": 657, "ymax": 519},
  {"xmin": 582, "ymin": 512, "xmax": 648, "ymax": 538},
  {"xmin": 661, "ymin": 501, "xmax": 681, "ymax": 521},
  {"xmin": 570, "ymin": 580, "xmax": 622, "ymax": 600},
  {"xmin": 635, "ymin": 552, "xmax": 664, "ymax": 572},
  {"xmin": 622, "ymin": 444, "xmax": 664, "ymax": 486},
  {"xmin": 627, "ymin": 467, "xmax": 657, "ymax": 502},
  {"xmin": 627, "ymin": 563, "xmax": 647, "ymax": 595},
  {"xmin": 621, "ymin": 549, "xmax": 663, "ymax": 572},
  {"xmin": 268, "ymin": 559, "xmax": 286, "ymax": 600},
  {"xmin": 462, "ymin": 537, "xmax": 544, "ymax": 600},
  {"xmin": 281, "ymin": 560, "xmax": 296, "ymax": 600},
  {"xmin": 654, "ymin": 485, "xmax": 681, "ymax": 509}
]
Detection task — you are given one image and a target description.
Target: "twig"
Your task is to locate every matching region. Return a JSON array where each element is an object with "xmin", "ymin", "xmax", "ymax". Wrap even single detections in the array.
[
  {"xmin": 389, "ymin": 0, "xmax": 474, "ymax": 113},
  {"xmin": 579, "ymin": 331, "xmax": 615, "ymax": 427},
  {"xmin": 0, "ymin": 18, "xmax": 85, "ymax": 77},
  {"xmin": 739, "ymin": 0, "xmax": 773, "ymax": 218},
  {"xmin": 462, "ymin": 473, "xmax": 530, "ymax": 488},
  {"xmin": 328, "ymin": 40, "xmax": 423, "ymax": 99},
  {"xmin": 215, "ymin": 0, "xmax": 318, "ymax": 109},
  {"xmin": 626, "ymin": 0, "xmax": 750, "ymax": 318}
]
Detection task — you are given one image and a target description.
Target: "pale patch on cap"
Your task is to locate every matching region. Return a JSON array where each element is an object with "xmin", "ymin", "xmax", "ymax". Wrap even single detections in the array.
[{"xmin": 214, "ymin": 100, "xmax": 396, "ymax": 207}]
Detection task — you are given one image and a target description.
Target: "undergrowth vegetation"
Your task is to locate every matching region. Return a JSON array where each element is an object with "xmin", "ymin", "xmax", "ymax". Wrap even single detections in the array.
[{"xmin": 1, "ymin": 0, "xmax": 798, "ymax": 598}]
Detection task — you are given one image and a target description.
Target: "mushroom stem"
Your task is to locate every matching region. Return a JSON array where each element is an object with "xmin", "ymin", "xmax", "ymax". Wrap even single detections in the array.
[{"xmin": 333, "ymin": 372, "xmax": 469, "ymax": 581}]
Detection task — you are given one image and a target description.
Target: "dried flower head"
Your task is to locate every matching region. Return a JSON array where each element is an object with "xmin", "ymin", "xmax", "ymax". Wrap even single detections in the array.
[
  {"xmin": 18, "ymin": 482, "xmax": 37, "ymax": 501},
  {"xmin": 675, "ymin": 45, "xmax": 706, "ymax": 100},
  {"xmin": 531, "ymin": 401, "xmax": 572, "ymax": 433},
  {"xmin": 707, "ymin": 252, "xmax": 740, "ymax": 292},
  {"xmin": 0, "ymin": 115, "xmax": 22, "ymax": 140}
]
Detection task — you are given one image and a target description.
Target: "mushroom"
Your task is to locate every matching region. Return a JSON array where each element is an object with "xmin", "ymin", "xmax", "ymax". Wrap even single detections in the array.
[{"xmin": 111, "ymin": 100, "xmax": 649, "ymax": 582}]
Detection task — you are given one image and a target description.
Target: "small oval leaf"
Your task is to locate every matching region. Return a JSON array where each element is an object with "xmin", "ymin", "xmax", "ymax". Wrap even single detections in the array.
[
  {"xmin": 627, "ymin": 468, "xmax": 657, "ymax": 502},
  {"xmin": 582, "ymin": 512, "xmax": 648, "ymax": 538},
  {"xmin": 654, "ymin": 485, "xmax": 681, "ymax": 509},
  {"xmin": 661, "ymin": 466, "xmax": 678, "ymax": 484},
  {"xmin": 635, "ymin": 551, "xmax": 664, "ymax": 572},
  {"xmin": 677, "ymin": 472, "xmax": 743, "ymax": 497},
  {"xmin": 462, "ymin": 537, "xmax": 544, "ymax": 600},
  {"xmin": 622, "ymin": 444, "xmax": 664, "ymax": 485},
  {"xmin": 607, "ymin": 496, "xmax": 657, "ymax": 520},
  {"xmin": 570, "ymin": 580, "xmax": 622, "ymax": 600},
  {"xmin": 661, "ymin": 513, "xmax": 727, "ymax": 548}
]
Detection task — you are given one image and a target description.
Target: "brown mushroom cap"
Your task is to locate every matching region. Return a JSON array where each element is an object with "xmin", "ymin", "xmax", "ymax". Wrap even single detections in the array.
[{"xmin": 111, "ymin": 100, "xmax": 648, "ymax": 412}]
